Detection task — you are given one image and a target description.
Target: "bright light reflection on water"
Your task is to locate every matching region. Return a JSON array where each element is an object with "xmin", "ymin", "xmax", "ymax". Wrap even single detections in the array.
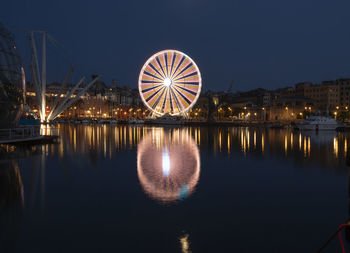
[{"xmin": 1, "ymin": 124, "xmax": 350, "ymax": 252}]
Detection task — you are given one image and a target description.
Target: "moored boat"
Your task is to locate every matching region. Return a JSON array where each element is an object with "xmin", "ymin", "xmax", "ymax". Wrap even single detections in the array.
[{"xmin": 295, "ymin": 116, "xmax": 343, "ymax": 130}]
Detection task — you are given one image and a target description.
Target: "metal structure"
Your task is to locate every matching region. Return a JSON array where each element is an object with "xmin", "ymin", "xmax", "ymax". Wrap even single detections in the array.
[
  {"xmin": 29, "ymin": 31, "xmax": 100, "ymax": 122},
  {"xmin": 0, "ymin": 23, "xmax": 24, "ymax": 128},
  {"xmin": 138, "ymin": 50, "xmax": 202, "ymax": 117}
]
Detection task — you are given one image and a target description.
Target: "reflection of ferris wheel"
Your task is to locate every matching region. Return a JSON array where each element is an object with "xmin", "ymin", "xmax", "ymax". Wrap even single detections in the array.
[
  {"xmin": 137, "ymin": 128, "xmax": 200, "ymax": 203},
  {"xmin": 138, "ymin": 50, "xmax": 202, "ymax": 116}
]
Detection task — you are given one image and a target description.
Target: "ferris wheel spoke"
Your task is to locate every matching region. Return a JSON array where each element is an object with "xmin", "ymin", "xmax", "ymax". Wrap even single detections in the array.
[
  {"xmin": 141, "ymin": 80, "xmax": 163, "ymax": 85},
  {"xmin": 151, "ymin": 87, "xmax": 166, "ymax": 110},
  {"xmin": 170, "ymin": 52, "xmax": 177, "ymax": 77},
  {"xmin": 142, "ymin": 70, "xmax": 164, "ymax": 81},
  {"xmin": 156, "ymin": 56, "xmax": 167, "ymax": 77},
  {"xmin": 149, "ymin": 62, "xmax": 165, "ymax": 79},
  {"xmin": 173, "ymin": 71, "xmax": 198, "ymax": 82},
  {"xmin": 142, "ymin": 84, "xmax": 163, "ymax": 93},
  {"xmin": 171, "ymin": 86, "xmax": 189, "ymax": 109},
  {"xmin": 155, "ymin": 87, "xmax": 168, "ymax": 112},
  {"xmin": 171, "ymin": 55, "xmax": 186, "ymax": 79},
  {"xmin": 160, "ymin": 88, "xmax": 169, "ymax": 113},
  {"xmin": 173, "ymin": 81, "xmax": 199, "ymax": 86},
  {"xmin": 173, "ymin": 84, "xmax": 197, "ymax": 96},
  {"xmin": 172, "ymin": 86, "xmax": 192, "ymax": 106},
  {"xmin": 173, "ymin": 62, "xmax": 193, "ymax": 80},
  {"xmin": 169, "ymin": 88, "xmax": 174, "ymax": 113},
  {"xmin": 170, "ymin": 87, "xmax": 183, "ymax": 113},
  {"xmin": 145, "ymin": 86, "xmax": 164, "ymax": 102},
  {"xmin": 164, "ymin": 52, "xmax": 169, "ymax": 77}
]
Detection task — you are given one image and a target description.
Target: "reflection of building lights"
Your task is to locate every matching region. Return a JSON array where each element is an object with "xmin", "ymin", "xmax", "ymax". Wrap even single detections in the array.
[{"xmin": 334, "ymin": 137, "xmax": 338, "ymax": 158}]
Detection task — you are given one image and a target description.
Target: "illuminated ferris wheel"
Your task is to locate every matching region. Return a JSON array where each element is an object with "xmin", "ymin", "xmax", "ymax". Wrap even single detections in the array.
[{"xmin": 138, "ymin": 50, "xmax": 202, "ymax": 116}]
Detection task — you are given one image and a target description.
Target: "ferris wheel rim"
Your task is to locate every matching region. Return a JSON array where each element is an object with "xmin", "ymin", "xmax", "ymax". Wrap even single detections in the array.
[{"xmin": 138, "ymin": 49, "xmax": 202, "ymax": 116}]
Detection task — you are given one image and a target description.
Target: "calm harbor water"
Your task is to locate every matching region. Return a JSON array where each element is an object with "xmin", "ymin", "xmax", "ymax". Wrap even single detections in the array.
[{"xmin": 1, "ymin": 124, "xmax": 350, "ymax": 252}]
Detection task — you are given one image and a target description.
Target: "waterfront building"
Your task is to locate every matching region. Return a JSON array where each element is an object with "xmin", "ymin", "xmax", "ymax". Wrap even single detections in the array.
[
  {"xmin": 303, "ymin": 81, "xmax": 339, "ymax": 113},
  {"xmin": 269, "ymin": 96, "xmax": 314, "ymax": 121},
  {"xmin": 24, "ymin": 75, "xmax": 350, "ymax": 122},
  {"xmin": 26, "ymin": 80, "xmax": 146, "ymax": 120},
  {"xmin": 335, "ymin": 78, "xmax": 350, "ymax": 107}
]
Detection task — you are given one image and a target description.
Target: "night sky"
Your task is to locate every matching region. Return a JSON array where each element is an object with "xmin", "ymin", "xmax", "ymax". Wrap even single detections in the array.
[{"xmin": 2, "ymin": 0, "xmax": 350, "ymax": 91}]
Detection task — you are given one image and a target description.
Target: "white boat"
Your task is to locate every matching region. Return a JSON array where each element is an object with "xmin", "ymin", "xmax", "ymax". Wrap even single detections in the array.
[
  {"xmin": 81, "ymin": 119, "xmax": 89, "ymax": 124},
  {"xmin": 295, "ymin": 116, "xmax": 343, "ymax": 130}
]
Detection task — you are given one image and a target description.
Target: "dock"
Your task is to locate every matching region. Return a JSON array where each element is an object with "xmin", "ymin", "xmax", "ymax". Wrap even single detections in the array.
[{"xmin": 0, "ymin": 126, "xmax": 59, "ymax": 145}]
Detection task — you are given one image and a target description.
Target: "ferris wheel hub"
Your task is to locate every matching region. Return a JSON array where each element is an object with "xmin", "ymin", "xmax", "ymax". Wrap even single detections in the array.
[{"xmin": 163, "ymin": 77, "xmax": 172, "ymax": 87}]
